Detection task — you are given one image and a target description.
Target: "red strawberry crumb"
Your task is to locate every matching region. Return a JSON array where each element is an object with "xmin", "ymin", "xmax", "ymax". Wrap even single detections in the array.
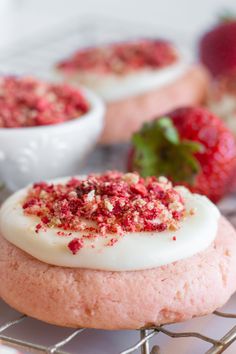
[
  {"xmin": 23, "ymin": 172, "xmax": 191, "ymax": 249},
  {"xmin": 68, "ymin": 238, "xmax": 84, "ymax": 255},
  {"xmin": 83, "ymin": 233, "xmax": 98, "ymax": 239},
  {"xmin": 172, "ymin": 236, "xmax": 177, "ymax": 241},
  {"xmin": 57, "ymin": 39, "xmax": 178, "ymax": 75},
  {"xmin": 35, "ymin": 223, "xmax": 42, "ymax": 233},
  {"xmin": 57, "ymin": 231, "xmax": 72, "ymax": 237},
  {"xmin": 0, "ymin": 76, "xmax": 89, "ymax": 128},
  {"xmin": 130, "ymin": 183, "xmax": 147, "ymax": 196},
  {"xmin": 106, "ymin": 238, "xmax": 118, "ymax": 247},
  {"xmin": 22, "ymin": 199, "xmax": 37, "ymax": 209},
  {"xmin": 41, "ymin": 216, "xmax": 49, "ymax": 224}
]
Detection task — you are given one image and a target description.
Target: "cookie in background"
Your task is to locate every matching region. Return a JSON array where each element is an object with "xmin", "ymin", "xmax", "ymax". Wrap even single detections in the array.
[{"xmin": 57, "ymin": 39, "xmax": 209, "ymax": 144}]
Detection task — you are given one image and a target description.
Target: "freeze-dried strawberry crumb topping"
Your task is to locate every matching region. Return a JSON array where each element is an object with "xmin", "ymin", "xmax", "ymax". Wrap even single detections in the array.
[
  {"xmin": 0, "ymin": 76, "xmax": 89, "ymax": 128},
  {"xmin": 57, "ymin": 39, "xmax": 178, "ymax": 75},
  {"xmin": 68, "ymin": 238, "xmax": 84, "ymax": 255},
  {"xmin": 22, "ymin": 172, "xmax": 187, "ymax": 243}
]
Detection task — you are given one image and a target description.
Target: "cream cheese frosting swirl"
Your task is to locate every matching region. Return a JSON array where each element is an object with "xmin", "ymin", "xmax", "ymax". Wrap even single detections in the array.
[{"xmin": 57, "ymin": 40, "xmax": 191, "ymax": 101}]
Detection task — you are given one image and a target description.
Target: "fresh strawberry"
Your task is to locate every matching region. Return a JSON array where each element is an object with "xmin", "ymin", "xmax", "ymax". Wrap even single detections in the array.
[
  {"xmin": 199, "ymin": 18, "xmax": 236, "ymax": 77},
  {"xmin": 128, "ymin": 107, "xmax": 236, "ymax": 202}
]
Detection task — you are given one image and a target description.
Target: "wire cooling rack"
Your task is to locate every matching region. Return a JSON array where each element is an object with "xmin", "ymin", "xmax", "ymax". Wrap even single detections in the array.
[
  {"xmin": 1, "ymin": 309, "xmax": 236, "ymax": 354},
  {"xmin": 0, "ymin": 16, "xmax": 236, "ymax": 354},
  {"xmin": 0, "ymin": 144, "xmax": 236, "ymax": 354}
]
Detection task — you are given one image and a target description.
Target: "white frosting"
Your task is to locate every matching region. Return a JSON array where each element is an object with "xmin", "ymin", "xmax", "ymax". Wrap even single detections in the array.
[
  {"xmin": 63, "ymin": 50, "xmax": 190, "ymax": 102},
  {"xmin": 0, "ymin": 179, "xmax": 220, "ymax": 271}
]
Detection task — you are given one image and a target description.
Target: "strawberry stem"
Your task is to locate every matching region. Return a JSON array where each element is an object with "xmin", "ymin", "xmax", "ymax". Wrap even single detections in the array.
[
  {"xmin": 219, "ymin": 10, "xmax": 236, "ymax": 23},
  {"xmin": 131, "ymin": 117, "xmax": 204, "ymax": 184}
]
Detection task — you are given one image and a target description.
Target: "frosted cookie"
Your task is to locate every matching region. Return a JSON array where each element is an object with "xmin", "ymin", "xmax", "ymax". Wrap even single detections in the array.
[
  {"xmin": 0, "ymin": 172, "xmax": 236, "ymax": 329},
  {"xmin": 57, "ymin": 40, "xmax": 209, "ymax": 143}
]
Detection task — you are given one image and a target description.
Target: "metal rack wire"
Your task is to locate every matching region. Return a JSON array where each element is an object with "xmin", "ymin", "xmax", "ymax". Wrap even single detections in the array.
[
  {"xmin": 1, "ymin": 310, "xmax": 236, "ymax": 354},
  {"xmin": 1, "ymin": 185, "xmax": 236, "ymax": 354}
]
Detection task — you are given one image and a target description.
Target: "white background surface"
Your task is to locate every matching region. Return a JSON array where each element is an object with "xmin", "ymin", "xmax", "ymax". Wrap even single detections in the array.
[
  {"xmin": 1, "ymin": 0, "xmax": 236, "ymax": 353},
  {"xmin": 0, "ymin": 0, "xmax": 236, "ymax": 52}
]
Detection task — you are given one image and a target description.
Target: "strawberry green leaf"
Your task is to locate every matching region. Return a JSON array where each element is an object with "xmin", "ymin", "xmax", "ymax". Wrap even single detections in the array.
[
  {"xmin": 131, "ymin": 117, "xmax": 204, "ymax": 184},
  {"xmin": 219, "ymin": 10, "xmax": 236, "ymax": 23}
]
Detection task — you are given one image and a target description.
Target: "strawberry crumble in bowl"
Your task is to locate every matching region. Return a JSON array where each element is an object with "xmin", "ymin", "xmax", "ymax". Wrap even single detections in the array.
[
  {"xmin": 0, "ymin": 171, "xmax": 236, "ymax": 329},
  {"xmin": 0, "ymin": 76, "xmax": 104, "ymax": 190},
  {"xmin": 57, "ymin": 39, "xmax": 209, "ymax": 144}
]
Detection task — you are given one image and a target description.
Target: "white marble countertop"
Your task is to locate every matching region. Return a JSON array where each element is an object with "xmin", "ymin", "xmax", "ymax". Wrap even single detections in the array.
[{"xmin": 1, "ymin": 0, "xmax": 236, "ymax": 53}]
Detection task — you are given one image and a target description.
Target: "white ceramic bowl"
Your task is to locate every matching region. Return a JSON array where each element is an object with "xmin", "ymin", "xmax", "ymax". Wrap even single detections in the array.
[{"xmin": 0, "ymin": 89, "xmax": 105, "ymax": 191}]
